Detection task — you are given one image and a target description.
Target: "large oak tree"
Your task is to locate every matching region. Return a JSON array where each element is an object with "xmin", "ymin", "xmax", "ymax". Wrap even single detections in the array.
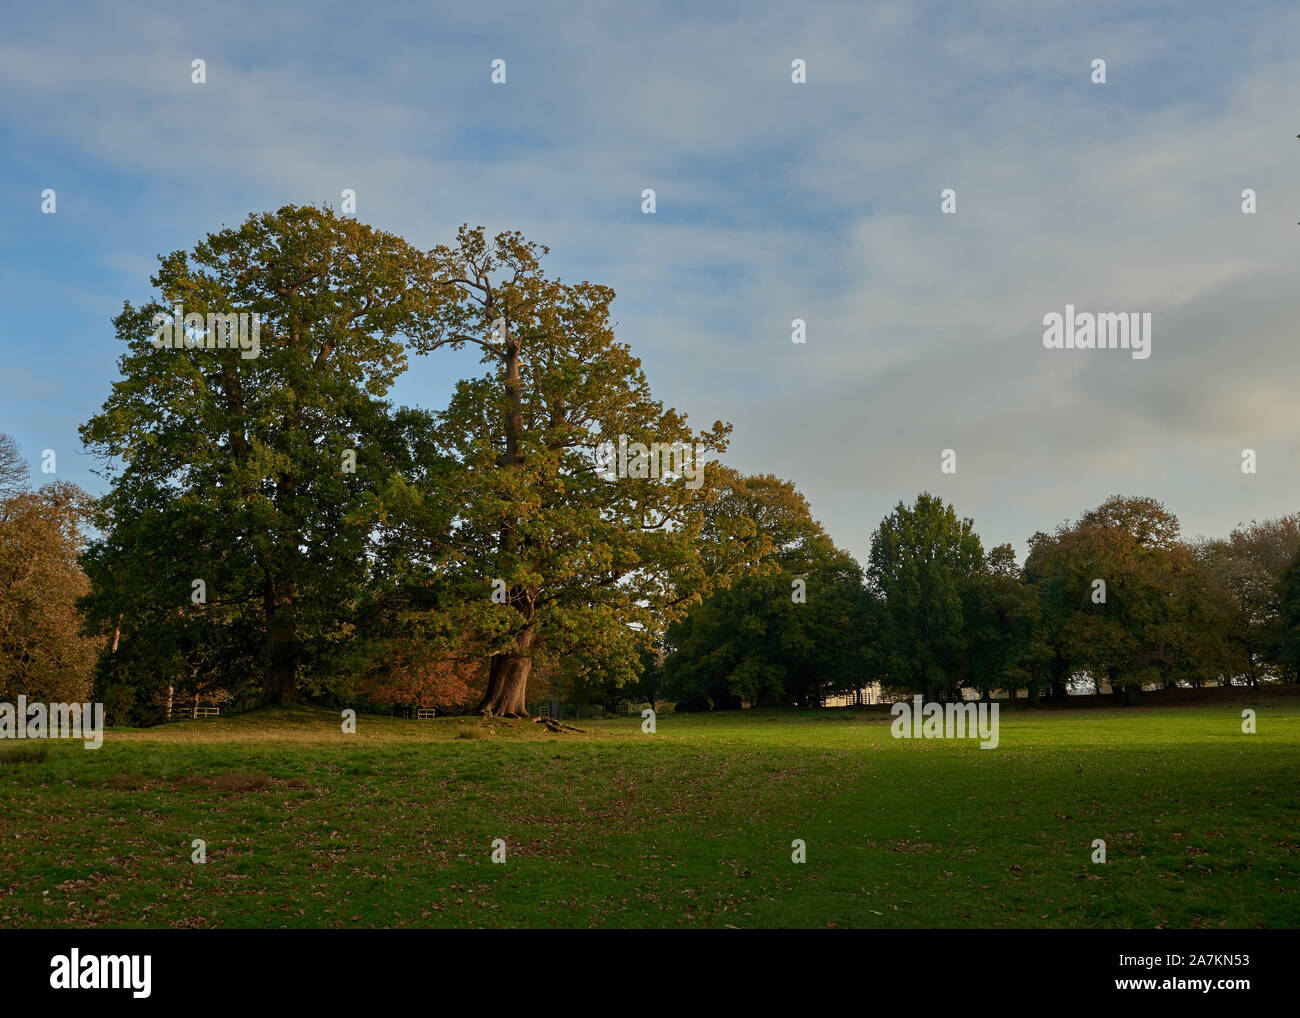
[
  {"xmin": 81, "ymin": 206, "xmax": 440, "ymax": 705},
  {"xmin": 413, "ymin": 226, "xmax": 750, "ymax": 715}
]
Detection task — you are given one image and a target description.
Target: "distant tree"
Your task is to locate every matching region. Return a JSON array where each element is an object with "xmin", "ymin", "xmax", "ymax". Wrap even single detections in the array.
[
  {"xmin": 0, "ymin": 433, "xmax": 27, "ymax": 500},
  {"xmin": 1266, "ymin": 551, "xmax": 1300, "ymax": 683},
  {"xmin": 354, "ymin": 650, "xmax": 484, "ymax": 713},
  {"xmin": 1225, "ymin": 515, "xmax": 1300, "ymax": 577},
  {"xmin": 664, "ymin": 531, "xmax": 866, "ymax": 709},
  {"xmin": 562, "ymin": 653, "xmax": 632, "ymax": 716},
  {"xmin": 964, "ymin": 544, "xmax": 1048, "ymax": 702},
  {"xmin": 630, "ymin": 639, "xmax": 668, "ymax": 712},
  {"xmin": 660, "ymin": 473, "xmax": 865, "ymax": 709},
  {"xmin": 1196, "ymin": 516, "xmax": 1300, "ymax": 686},
  {"xmin": 1194, "ymin": 538, "xmax": 1274, "ymax": 687},
  {"xmin": 0, "ymin": 472, "xmax": 102, "ymax": 704},
  {"xmin": 1026, "ymin": 496, "xmax": 1231, "ymax": 704},
  {"xmin": 1024, "ymin": 530, "xmax": 1084, "ymax": 702},
  {"xmin": 867, "ymin": 493, "xmax": 984, "ymax": 700},
  {"xmin": 568, "ymin": 639, "xmax": 670, "ymax": 714}
]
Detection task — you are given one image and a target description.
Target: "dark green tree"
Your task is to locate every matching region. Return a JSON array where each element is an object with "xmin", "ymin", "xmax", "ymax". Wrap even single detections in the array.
[
  {"xmin": 80, "ymin": 205, "xmax": 441, "ymax": 705},
  {"xmin": 867, "ymin": 493, "xmax": 984, "ymax": 700},
  {"xmin": 664, "ymin": 525, "xmax": 866, "ymax": 710},
  {"xmin": 1266, "ymin": 551, "xmax": 1300, "ymax": 683},
  {"xmin": 964, "ymin": 544, "xmax": 1048, "ymax": 702}
]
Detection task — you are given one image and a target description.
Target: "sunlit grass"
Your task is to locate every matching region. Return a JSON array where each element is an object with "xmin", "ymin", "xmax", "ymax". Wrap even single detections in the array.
[{"xmin": 1, "ymin": 691, "xmax": 1296, "ymax": 929}]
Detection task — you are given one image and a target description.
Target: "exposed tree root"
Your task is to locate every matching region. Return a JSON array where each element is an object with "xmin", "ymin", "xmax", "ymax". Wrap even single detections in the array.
[{"xmin": 534, "ymin": 716, "xmax": 586, "ymax": 734}]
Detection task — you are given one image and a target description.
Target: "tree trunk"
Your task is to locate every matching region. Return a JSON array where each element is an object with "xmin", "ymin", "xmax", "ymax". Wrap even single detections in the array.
[
  {"xmin": 476, "ymin": 316, "xmax": 535, "ymax": 720},
  {"xmin": 261, "ymin": 643, "xmax": 298, "ymax": 705},
  {"xmin": 479, "ymin": 627, "xmax": 535, "ymax": 715},
  {"xmin": 1046, "ymin": 655, "xmax": 1069, "ymax": 702},
  {"xmin": 1027, "ymin": 684, "xmax": 1040, "ymax": 707},
  {"xmin": 260, "ymin": 582, "xmax": 298, "ymax": 705},
  {"xmin": 479, "ymin": 655, "xmax": 531, "ymax": 715},
  {"xmin": 260, "ymin": 454, "xmax": 300, "ymax": 706}
]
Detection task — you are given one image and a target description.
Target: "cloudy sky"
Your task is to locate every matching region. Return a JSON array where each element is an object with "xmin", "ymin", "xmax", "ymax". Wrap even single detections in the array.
[{"xmin": 2, "ymin": 1, "xmax": 1297, "ymax": 566}]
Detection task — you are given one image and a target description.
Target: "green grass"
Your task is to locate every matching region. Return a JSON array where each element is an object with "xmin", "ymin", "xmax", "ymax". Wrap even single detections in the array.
[
  {"xmin": 0, "ymin": 742, "xmax": 48, "ymax": 765},
  {"xmin": 1, "ymin": 691, "xmax": 1296, "ymax": 929}
]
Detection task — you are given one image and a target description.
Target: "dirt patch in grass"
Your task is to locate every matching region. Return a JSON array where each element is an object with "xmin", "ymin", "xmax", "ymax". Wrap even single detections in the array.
[
  {"xmin": 209, "ymin": 772, "xmax": 272, "ymax": 794},
  {"xmin": 102, "ymin": 772, "xmax": 147, "ymax": 789}
]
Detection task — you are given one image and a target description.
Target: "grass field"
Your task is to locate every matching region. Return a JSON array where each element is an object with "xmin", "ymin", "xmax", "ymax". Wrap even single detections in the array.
[{"xmin": 2, "ymin": 690, "xmax": 1297, "ymax": 929}]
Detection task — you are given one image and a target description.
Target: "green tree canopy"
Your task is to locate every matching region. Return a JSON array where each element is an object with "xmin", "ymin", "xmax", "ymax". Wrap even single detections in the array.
[
  {"xmin": 867, "ymin": 492, "xmax": 984, "ymax": 700},
  {"xmin": 663, "ymin": 476, "xmax": 866, "ymax": 710},
  {"xmin": 409, "ymin": 226, "xmax": 755, "ymax": 715},
  {"xmin": 1026, "ymin": 496, "xmax": 1232, "ymax": 704},
  {"xmin": 80, "ymin": 205, "xmax": 441, "ymax": 706}
]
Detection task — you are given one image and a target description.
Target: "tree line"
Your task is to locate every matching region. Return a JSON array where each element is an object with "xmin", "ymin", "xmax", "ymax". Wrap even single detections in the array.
[
  {"xmin": 656, "ymin": 492, "xmax": 1300, "ymax": 712},
  {"xmin": 3, "ymin": 206, "xmax": 1299, "ymax": 721}
]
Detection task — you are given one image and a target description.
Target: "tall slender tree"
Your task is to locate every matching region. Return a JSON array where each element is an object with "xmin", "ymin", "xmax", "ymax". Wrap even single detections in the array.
[{"xmin": 867, "ymin": 493, "xmax": 984, "ymax": 700}]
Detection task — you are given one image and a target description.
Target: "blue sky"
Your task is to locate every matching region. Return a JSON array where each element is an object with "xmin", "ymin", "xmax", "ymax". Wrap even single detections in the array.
[{"xmin": 2, "ymin": 0, "xmax": 1298, "ymax": 565}]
